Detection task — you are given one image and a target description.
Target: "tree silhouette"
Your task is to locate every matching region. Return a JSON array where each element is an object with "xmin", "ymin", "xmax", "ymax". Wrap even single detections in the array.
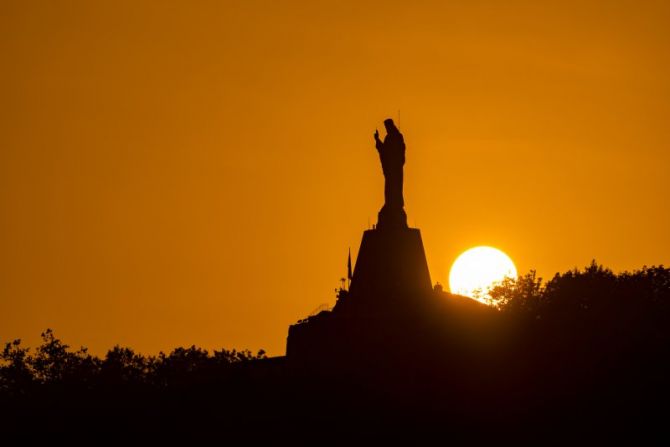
[
  {"xmin": 489, "ymin": 269, "xmax": 544, "ymax": 314},
  {"xmin": 0, "ymin": 339, "xmax": 33, "ymax": 395}
]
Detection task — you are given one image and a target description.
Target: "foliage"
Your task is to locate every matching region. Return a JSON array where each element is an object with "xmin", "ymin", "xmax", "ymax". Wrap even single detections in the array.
[
  {"xmin": 488, "ymin": 261, "xmax": 670, "ymax": 368},
  {"xmin": 0, "ymin": 330, "xmax": 267, "ymax": 395},
  {"xmin": 488, "ymin": 269, "xmax": 544, "ymax": 313},
  {"xmin": 491, "ymin": 261, "xmax": 670, "ymax": 322}
]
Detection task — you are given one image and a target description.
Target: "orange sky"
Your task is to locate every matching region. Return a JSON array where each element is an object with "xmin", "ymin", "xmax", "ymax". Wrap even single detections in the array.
[{"xmin": 2, "ymin": 1, "xmax": 669, "ymax": 356}]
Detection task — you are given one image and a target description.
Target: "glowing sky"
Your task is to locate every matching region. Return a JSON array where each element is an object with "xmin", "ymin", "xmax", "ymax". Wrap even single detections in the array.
[{"xmin": 2, "ymin": 1, "xmax": 669, "ymax": 355}]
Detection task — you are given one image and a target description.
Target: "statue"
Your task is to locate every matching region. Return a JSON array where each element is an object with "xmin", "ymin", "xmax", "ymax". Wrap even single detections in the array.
[{"xmin": 374, "ymin": 119, "xmax": 408, "ymax": 229}]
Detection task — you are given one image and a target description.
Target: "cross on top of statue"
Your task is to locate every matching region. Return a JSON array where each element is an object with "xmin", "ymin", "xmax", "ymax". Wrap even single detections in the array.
[{"xmin": 374, "ymin": 118, "xmax": 408, "ymax": 230}]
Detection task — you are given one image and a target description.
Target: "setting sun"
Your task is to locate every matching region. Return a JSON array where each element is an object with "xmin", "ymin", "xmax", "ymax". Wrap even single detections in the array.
[{"xmin": 449, "ymin": 247, "xmax": 517, "ymax": 303}]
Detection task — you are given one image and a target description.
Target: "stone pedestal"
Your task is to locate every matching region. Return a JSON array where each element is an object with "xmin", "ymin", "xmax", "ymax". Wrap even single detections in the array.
[{"xmin": 334, "ymin": 226, "xmax": 432, "ymax": 315}]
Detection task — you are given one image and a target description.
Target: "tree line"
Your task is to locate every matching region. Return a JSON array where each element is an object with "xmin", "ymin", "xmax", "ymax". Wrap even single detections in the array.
[{"xmin": 1, "ymin": 261, "xmax": 669, "ymax": 440}]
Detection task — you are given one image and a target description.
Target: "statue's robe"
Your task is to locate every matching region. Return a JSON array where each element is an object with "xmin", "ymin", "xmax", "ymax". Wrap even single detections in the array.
[{"xmin": 376, "ymin": 130, "xmax": 406, "ymax": 212}]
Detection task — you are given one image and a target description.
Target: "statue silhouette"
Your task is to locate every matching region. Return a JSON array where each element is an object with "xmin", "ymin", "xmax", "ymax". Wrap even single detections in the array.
[{"xmin": 374, "ymin": 119, "xmax": 408, "ymax": 229}]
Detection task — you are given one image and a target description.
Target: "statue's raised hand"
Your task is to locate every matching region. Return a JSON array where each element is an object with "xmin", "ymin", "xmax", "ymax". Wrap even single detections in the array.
[{"xmin": 374, "ymin": 129, "xmax": 380, "ymax": 140}]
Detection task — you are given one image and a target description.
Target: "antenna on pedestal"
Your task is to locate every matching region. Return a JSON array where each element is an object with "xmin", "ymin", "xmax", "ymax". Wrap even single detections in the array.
[{"xmin": 347, "ymin": 247, "xmax": 352, "ymax": 289}]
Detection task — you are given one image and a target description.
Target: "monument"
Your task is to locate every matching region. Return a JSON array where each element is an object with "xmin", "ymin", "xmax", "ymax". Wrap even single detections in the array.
[
  {"xmin": 335, "ymin": 119, "xmax": 432, "ymax": 316},
  {"xmin": 286, "ymin": 119, "xmax": 457, "ymax": 364}
]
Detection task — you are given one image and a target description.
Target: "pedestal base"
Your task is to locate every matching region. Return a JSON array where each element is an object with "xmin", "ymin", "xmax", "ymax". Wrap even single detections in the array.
[
  {"xmin": 377, "ymin": 205, "xmax": 408, "ymax": 230},
  {"xmin": 334, "ymin": 226, "xmax": 432, "ymax": 316}
]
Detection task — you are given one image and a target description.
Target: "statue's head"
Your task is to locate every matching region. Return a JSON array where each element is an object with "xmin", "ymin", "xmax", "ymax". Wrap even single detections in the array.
[{"xmin": 384, "ymin": 118, "xmax": 397, "ymax": 133}]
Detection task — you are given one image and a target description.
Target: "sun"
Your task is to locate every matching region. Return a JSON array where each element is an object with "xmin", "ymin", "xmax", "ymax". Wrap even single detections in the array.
[{"xmin": 449, "ymin": 246, "xmax": 517, "ymax": 304}]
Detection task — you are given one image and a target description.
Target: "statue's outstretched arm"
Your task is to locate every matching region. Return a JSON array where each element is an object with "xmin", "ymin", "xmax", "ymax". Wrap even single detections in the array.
[{"xmin": 374, "ymin": 129, "xmax": 383, "ymax": 151}]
